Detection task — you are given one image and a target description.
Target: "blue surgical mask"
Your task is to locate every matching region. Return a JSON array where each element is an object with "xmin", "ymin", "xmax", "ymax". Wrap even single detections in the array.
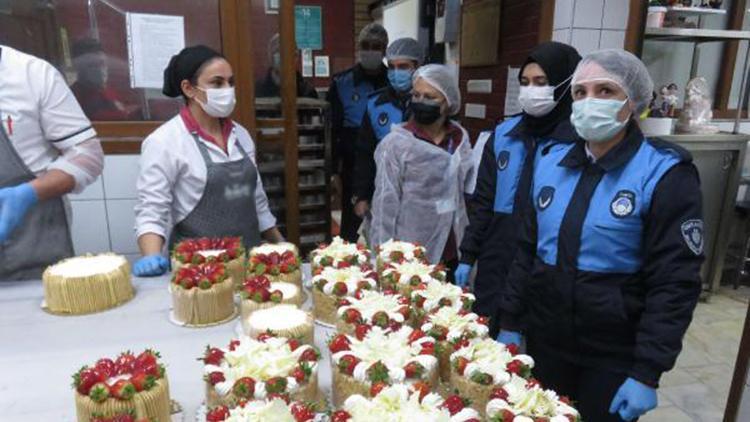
[
  {"xmin": 570, "ymin": 97, "xmax": 630, "ymax": 143},
  {"xmin": 388, "ymin": 69, "xmax": 414, "ymax": 92}
]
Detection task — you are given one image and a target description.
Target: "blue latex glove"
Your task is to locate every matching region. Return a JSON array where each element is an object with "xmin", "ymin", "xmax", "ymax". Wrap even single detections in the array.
[
  {"xmin": 454, "ymin": 263, "xmax": 471, "ymax": 288},
  {"xmin": 609, "ymin": 377, "xmax": 658, "ymax": 421},
  {"xmin": 0, "ymin": 183, "xmax": 38, "ymax": 243},
  {"xmin": 496, "ymin": 330, "xmax": 523, "ymax": 347},
  {"xmin": 133, "ymin": 255, "xmax": 169, "ymax": 277}
]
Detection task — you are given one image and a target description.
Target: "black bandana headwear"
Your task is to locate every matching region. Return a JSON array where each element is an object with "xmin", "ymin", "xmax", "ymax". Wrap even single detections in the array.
[
  {"xmin": 162, "ymin": 45, "xmax": 223, "ymax": 98},
  {"xmin": 519, "ymin": 41, "xmax": 581, "ymax": 137}
]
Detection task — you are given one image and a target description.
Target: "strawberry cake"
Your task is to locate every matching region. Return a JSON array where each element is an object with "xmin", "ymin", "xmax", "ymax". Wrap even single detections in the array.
[
  {"xmin": 42, "ymin": 253, "xmax": 133, "ymax": 315},
  {"xmin": 311, "ymin": 265, "xmax": 377, "ymax": 325},
  {"xmin": 248, "ymin": 243, "xmax": 302, "ymax": 286},
  {"xmin": 411, "ymin": 280, "xmax": 476, "ymax": 320},
  {"xmin": 334, "ymin": 383, "xmax": 480, "ymax": 422},
  {"xmin": 485, "ymin": 376, "xmax": 580, "ymax": 422},
  {"xmin": 172, "ymin": 237, "xmax": 246, "ymax": 289},
  {"xmin": 242, "ymin": 304, "xmax": 314, "ymax": 345},
  {"xmin": 375, "ymin": 239, "xmax": 428, "ymax": 272},
  {"xmin": 380, "ymin": 261, "xmax": 446, "ymax": 296},
  {"xmin": 449, "ymin": 338, "xmax": 535, "ymax": 416},
  {"xmin": 204, "ymin": 398, "xmax": 322, "ymax": 422},
  {"xmin": 419, "ymin": 307, "xmax": 490, "ymax": 382},
  {"xmin": 335, "ymin": 289, "xmax": 411, "ymax": 335},
  {"xmin": 309, "ymin": 236, "xmax": 370, "ymax": 272},
  {"xmin": 201, "ymin": 335, "xmax": 320, "ymax": 408},
  {"xmin": 327, "ymin": 325, "xmax": 439, "ymax": 406},
  {"xmin": 72, "ymin": 349, "xmax": 171, "ymax": 422},
  {"xmin": 239, "ymin": 275, "xmax": 303, "ymax": 321},
  {"xmin": 171, "ymin": 262, "xmax": 236, "ymax": 326}
]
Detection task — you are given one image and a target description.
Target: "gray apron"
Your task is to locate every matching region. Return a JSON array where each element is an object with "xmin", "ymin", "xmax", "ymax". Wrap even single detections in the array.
[
  {"xmin": 168, "ymin": 132, "xmax": 262, "ymax": 251},
  {"xmin": 0, "ymin": 123, "xmax": 74, "ymax": 281}
]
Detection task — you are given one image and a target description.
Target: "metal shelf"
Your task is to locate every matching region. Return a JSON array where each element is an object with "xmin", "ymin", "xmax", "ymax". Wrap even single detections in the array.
[
  {"xmin": 665, "ymin": 6, "xmax": 727, "ymax": 16},
  {"xmin": 644, "ymin": 27, "xmax": 750, "ymax": 43}
]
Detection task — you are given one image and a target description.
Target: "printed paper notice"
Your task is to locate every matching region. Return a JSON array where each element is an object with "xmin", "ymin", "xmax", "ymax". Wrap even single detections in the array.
[
  {"xmin": 301, "ymin": 49, "xmax": 313, "ymax": 78},
  {"xmin": 126, "ymin": 13, "xmax": 185, "ymax": 89},
  {"xmin": 314, "ymin": 56, "xmax": 330, "ymax": 78},
  {"xmin": 504, "ymin": 66, "xmax": 521, "ymax": 116}
]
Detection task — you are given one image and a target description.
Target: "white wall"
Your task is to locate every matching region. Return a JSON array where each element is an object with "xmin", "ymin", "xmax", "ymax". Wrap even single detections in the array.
[
  {"xmin": 68, "ymin": 155, "xmax": 141, "ymax": 262},
  {"xmin": 552, "ymin": 0, "xmax": 629, "ymax": 55}
]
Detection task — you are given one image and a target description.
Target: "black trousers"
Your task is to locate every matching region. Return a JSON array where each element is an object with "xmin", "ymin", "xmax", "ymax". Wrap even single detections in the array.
[
  {"xmin": 340, "ymin": 164, "xmax": 362, "ymax": 243},
  {"xmin": 527, "ymin": 337, "xmax": 632, "ymax": 422}
]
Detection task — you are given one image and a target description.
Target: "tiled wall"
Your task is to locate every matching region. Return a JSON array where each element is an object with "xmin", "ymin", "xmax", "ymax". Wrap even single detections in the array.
[
  {"xmin": 552, "ymin": 0, "xmax": 629, "ymax": 55},
  {"xmin": 68, "ymin": 155, "xmax": 141, "ymax": 262}
]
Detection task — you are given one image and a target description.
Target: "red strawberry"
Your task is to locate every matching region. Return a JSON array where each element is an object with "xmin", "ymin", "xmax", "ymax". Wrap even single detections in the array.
[
  {"xmin": 299, "ymin": 347, "xmax": 320, "ymax": 362},
  {"xmin": 138, "ymin": 362, "xmax": 162, "ymax": 379},
  {"xmin": 290, "ymin": 402, "xmax": 315, "ymax": 422},
  {"xmin": 397, "ymin": 295, "xmax": 410, "ymax": 305},
  {"xmin": 354, "ymin": 288, "xmax": 366, "ymax": 300},
  {"xmin": 370, "ymin": 381, "xmax": 388, "ymax": 397},
  {"xmin": 428, "ymin": 325, "xmax": 448, "ymax": 341},
  {"xmin": 265, "ymin": 376, "xmax": 288, "ymax": 394},
  {"xmin": 95, "ymin": 358, "xmax": 116, "ymax": 379},
  {"xmin": 404, "ymin": 362, "xmax": 425, "ymax": 378},
  {"xmin": 411, "ymin": 381, "xmax": 430, "ymax": 402},
  {"xmin": 206, "ymin": 371, "xmax": 225, "ymax": 385},
  {"xmin": 337, "ymin": 355, "xmax": 360, "ymax": 375},
  {"xmin": 414, "ymin": 295, "xmax": 427, "ymax": 308},
  {"xmin": 73, "ymin": 367, "xmax": 104, "ymax": 395},
  {"xmin": 134, "ymin": 350, "xmax": 159, "ymax": 372},
  {"xmin": 452, "ymin": 337, "xmax": 470, "ymax": 351},
  {"xmin": 506, "ymin": 343, "xmax": 519, "ymax": 356},
  {"xmin": 357, "ymin": 280, "xmax": 372, "ymax": 290},
  {"xmin": 269, "ymin": 290, "xmax": 283, "ymax": 303},
  {"xmin": 206, "ymin": 405, "xmax": 230, "ymax": 422},
  {"xmin": 388, "ymin": 320, "xmax": 403, "ymax": 332},
  {"xmin": 330, "ymin": 410, "xmax": 351, "ymax": 422},
  {"xmin": 130, "ymin": 372, "xmax": 155, "ymax": 392},
  {"xmin": 419, "ymin": 342, "xmax": 436, "ymax": 356},
  {"xmin": 526, "ymin": 378, "xmax": 541, "ymax": 389},
  {"xmin": 490, "ymin": 387, "xmax": 509, "ymax": 401},
  {"xmin": 453, "ymin": 357, "xmax": 469, "ymax": 375},
  {"xmin": 287, "ymin": 338, "xmax": 301, "ymax": 351},
  {"xmin": 342, "ymin": 308, "xmax": 362, "ymax": 324},
  {"xmin": 228, "ymin": 339, "xmax": 241, "ymax": 351},
  {"xmin": 257, "ymin": 331, "xmax": 276, "ymax": 343},
  {"xmin": 371, "ymin": 311, "xmax": 389, "ymax": 328},
  {"xmin": 441, "ymin": 395, "xmax": 467, "ymax": 416},
  {"xmin": 333, "ymin": 282, "xmax": 348, "ymax": 296},
  {"xmin": 88, "ymin": 382, "xmax": 110, "ymax": 402},
  {"xmin": 202, "ymin": 347, "xmax": 225, "ymax": 365},
  {"xmin": 409, "ymin": 275, "xmax": 421, "ymax": 286},
  {"xmin": 269, "ymin": 252, "xmax": 281, "ymax": 265},
  {"xmin": 499, "ymin": 409, "xmax": 516, "ymax": 422},
  {"xmin": 336, "ymin": 298, "xmax": 352, "ymax": 308},
  {"xmin": 398, "ymin": 306, "xmax": 411, "ymax": 320},
  {"xmin": 267, "ymin": 392, "xmax": 291, "ymax": 404},
  {"xmin": 232, "ymin": 377, "xmax": 256, "ymax": 398},
  {"xmin": 507, "ymin": 360, "xmax": 528, "ymax": 377},
  {"xmin": 354, "ymin": 324, "xmax": 371, "ymax": 340},
  {"xmin": 115, "ymin": 352, "xmax": 136, "ymax": 375},
  {"xmin": 279, "ymin": 262, "xmax": 291, "ymax": 273},
  {"xmin": 291, "ymin": 366, "xmax": 308, "ymax": 383},
  {"xmin": 328, "ymin": 334, "xmax": 351, "ymax": 354},
  {"xmin": 110, "ymin": 379, "xmax": 136, "ymax": 400},
  {"xmin": 337, "ymin": 260, "xmax": 352, "ymax": 269}
]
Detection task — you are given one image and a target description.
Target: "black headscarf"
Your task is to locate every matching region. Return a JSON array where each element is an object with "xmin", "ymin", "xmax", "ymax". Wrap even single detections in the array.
[
  {"xmin": 162, "ymin": 45, "xmax": 223, "ymax": 98},
  {"xmin": 518, "ymin": 41, "xmax": 581, "ymax": 137}
]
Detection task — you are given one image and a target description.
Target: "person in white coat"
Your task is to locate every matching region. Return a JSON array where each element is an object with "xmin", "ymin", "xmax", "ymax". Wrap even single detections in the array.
[
  {"xmin": 133, "ymin": 45, "xmax": 283, "ymax": 276},
  {"xmin": 369, "ymin": 64, "xmax": 474, "ymax": 278}
]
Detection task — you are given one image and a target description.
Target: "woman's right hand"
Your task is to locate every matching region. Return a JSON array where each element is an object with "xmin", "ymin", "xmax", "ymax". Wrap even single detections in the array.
[{"xmin": 132, "ymin": 254, "xmax": 169, "ymax": 277}]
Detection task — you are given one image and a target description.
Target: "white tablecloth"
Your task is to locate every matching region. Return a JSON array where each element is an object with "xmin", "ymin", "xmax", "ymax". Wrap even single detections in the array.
[{"xmin": 0, "ymin": 266, "xmax": 335, "ymax": 422}]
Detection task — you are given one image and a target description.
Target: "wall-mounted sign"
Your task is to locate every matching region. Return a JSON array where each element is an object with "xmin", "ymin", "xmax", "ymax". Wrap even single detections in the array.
[
  {"xmin": 295, "ymin": 6, "xmax": 322, "ymax": 50},
  {"xmin": 126, "ymin": 12, "xmax": 185, "ymax": 89}
]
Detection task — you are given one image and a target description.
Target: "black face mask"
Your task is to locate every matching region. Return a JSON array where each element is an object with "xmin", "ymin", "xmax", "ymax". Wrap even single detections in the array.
[{"xmin": 410, "ymin": 101, "xmax": 443, "ymax": 125}]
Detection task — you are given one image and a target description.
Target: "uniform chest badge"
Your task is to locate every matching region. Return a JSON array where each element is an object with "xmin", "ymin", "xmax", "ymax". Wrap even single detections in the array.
[
  {"xmin": 681, "ymin": 219, "xmax": 704, "ymax": 256},
  {"xmin": 538, "ymin": 186, "xmax": 555, "ymax": 210},
  {"xmin": 378, "ymin": 112, "xmax": 389, "ymax": 126},
  {"xmin": 497, "ymin": 150, "xmax": 510, "ymax": 171},
  {"xmin": 610, "ymin": 190, "xmax": 636, "ymax": 218},
  {"xmin": 352, "ymin": 93, "xmax": 360, "ymax": 102}
]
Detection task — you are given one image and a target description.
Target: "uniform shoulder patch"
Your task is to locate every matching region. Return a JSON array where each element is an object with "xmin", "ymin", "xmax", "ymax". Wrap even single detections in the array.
[
  {"xmin": 610, "ymin": 190, "xmax": 636, "ymax": 218},
  {"xmin": 646, "ymin": 138, "xmax": 693, "ymax": 163},
  {"xmin": 377, "ymin": 112, "xmax": 390, "ymax": 126},
  {"xmin": 497, "ymin": 150, "xmax": 510, "ymax": 171},
  {"xmin": 538, "ymin": 186, "xmax": 555, "ymax": 210},
  {"xmin": 681, "ymin": 219, "xmax": 704, "ymax": 256}
]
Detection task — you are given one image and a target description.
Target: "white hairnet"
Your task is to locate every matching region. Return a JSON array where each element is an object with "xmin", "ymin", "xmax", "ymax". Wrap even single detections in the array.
[
  {"xmin": 571, "ymin": 49, "xmax": 654, "ymax": 114},
  {"xmin": 386, "ymin": 38, "xmax": 424, "ymax": 64},
  {"xmin": 413, "ymin": 64, "xmax": 462, "ymax": 115},
  {"xmin": 358, "ymin": 23, "xmax": 389, "ymax": 47}
]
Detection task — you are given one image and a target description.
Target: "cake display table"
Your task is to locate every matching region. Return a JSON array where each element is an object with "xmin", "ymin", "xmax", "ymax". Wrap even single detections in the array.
[{"xmin": 0, "ymin": 265, "xmax": 335, "ymax": 422}]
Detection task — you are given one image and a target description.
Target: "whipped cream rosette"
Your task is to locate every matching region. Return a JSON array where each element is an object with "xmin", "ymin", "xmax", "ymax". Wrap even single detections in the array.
[
  {"xmin": 204, "ymin": 397, "xmax": 325, "ymax": 422},
  {"xmin": 411, "ymin": 279, "xmax": 475, "ymax": 317},
  {"xmin": 375, "ymin": 239, "xmax": 428, "ymax": 271},
  {"xmin": 486, "ymin": 376, "xmax": 580, "ymax": 422},
  {"xmin": 202, "ymin": 335, "xmax": 320, "ymax": 408},
  {"xmin": 311, "ymin": 265, "xmax": 378, "ymax": 325},
  {"xmin": 449, "ymin": 338, "xmax": 535, "ymax": 416},
  {"xmin": 171, "ymin": 262, "xmax": 236, "ymax": 326},
  {"xmin": 172, "ymin": 237, "xmax": 246, "ymax": 289},
  {"xmin": 43, "ymin": 253, "xmax": 133, "ymax": 315},
  {"xmin": 420, "ymin": 307, "xmax": 490, "ymax": 382},
  {"xmin": 242, "ymin": 304, "xmax": 315, "ymax": 345},
  {"xmin": 335, "ymin": 289, "xmax": 411, "ymax": 335},
  {"xmin": 309, "ymin": 236, "xmax": 370, "ymax": 272},
  {"xmin": 380, "ymin": 261, "xmax": 447, "ymax": 296},
  {"xmin": 333, "ymin": 383, "xmax": 481, "ymax": 422},
  {"xmin": 248, "ymin": 242, "xmax": 302, "ymax": 286},
  {"xmin": 72, "ymin": 349, "xmax": 171, "ymax": 422},
  {"xmin": 239, "ymin": 275, "xmax": 303, "ymax": 321},
  {"xmin": 328, "ymin": 325, "xmax": 439, "ymax": 406}
]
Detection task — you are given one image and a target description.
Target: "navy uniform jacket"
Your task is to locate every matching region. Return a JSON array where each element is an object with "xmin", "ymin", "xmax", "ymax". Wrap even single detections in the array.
[
  {"xmin": 459, "ymin": 116, "xmax": 576, "ymax": 321},
  {"xmin": 351, "ymin": 86, "xmax": 409, "ymax": 202},
  {"xmin": 500, "ymin": 122, "xmax": 704, "ymax": 387},
  {"xmin": 326, "ymin": 64, "xmax": 388, "ymax": 173}
]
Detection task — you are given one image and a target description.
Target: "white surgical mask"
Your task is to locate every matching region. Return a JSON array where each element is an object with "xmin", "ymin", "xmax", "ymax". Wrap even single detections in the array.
[
  {"xmin": 518, "ymin": 85, "xmax": 556, "ymax": 116},
  {"xmin": 196, "ymin": 87, "xmax": 236, "ymax": 118},
  {"xmin": 570, "ymin": 97, "xmax": 629, "ymax": 143}
]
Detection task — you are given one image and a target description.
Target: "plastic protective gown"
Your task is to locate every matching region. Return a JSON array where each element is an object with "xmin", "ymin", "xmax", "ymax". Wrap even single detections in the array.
[{"xmin": 369, "ymin": 123, "xmax": 475, "ymax": 264}]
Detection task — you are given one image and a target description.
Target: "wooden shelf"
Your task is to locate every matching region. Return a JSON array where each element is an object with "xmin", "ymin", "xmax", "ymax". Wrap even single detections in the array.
[
  {"xmin": 299, "ymin": 184, "xmax": 327, "ymax": 192},
  {"xmin": 299, "ymin": 203, "xmax": 327, "ymax": 211}
]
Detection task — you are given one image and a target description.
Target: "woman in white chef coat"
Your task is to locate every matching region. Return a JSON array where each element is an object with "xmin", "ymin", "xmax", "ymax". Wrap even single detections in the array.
[{"xmin": 133, "ymin": 45, "xmax": 283, "ymax": 276}]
